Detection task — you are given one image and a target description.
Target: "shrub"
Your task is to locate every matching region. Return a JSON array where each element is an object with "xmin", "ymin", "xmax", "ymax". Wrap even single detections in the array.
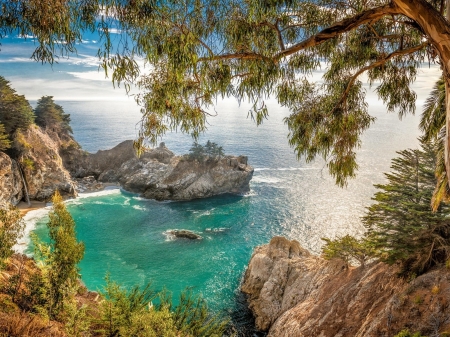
[{"xmin": 321, "ymin": 235, "xmax": 374, "ymax": 267}]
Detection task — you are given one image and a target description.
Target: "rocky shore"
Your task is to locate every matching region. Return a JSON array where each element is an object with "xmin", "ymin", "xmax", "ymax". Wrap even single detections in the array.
[
  {"xmin": 241, "ymin": 237, "xmax": 450, "ymax": 336},
  {"xmin": 0, "ymin": 125, "xmax": 253, "ymax": 208}
]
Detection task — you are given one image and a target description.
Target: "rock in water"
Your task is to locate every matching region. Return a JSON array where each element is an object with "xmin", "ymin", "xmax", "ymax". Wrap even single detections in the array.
[
  {"xmin": 168, "ymin": 230, "xmax": 202, "ymax": 240},
  {"xmin": 241, "ymin": 236, "xmax": 450, "ymax": 336},
  {"xmin": 73, "ymin": 141, "xmax": 254, "ymax": 201}
]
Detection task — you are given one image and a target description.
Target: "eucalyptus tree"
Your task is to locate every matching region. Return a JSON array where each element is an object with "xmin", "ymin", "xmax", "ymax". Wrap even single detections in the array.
[{"xmin": 4, "ymin": 0, "xmax": 450, "ymax": 186}]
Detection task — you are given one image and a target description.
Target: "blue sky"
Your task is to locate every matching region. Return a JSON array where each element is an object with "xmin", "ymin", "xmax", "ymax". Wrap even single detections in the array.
[{"xmin": 0, "ymin": 32, "xmax": 442, "ymax": 105}]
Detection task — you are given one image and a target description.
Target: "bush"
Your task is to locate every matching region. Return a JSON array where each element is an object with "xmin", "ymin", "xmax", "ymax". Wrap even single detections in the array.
[
  {"xmin": 188, "ymin": 141, "xmax": 224, "ymax": 161},
  {"xmin": 0, "ymin": 206, "xmax": 24, "ymax": 269},
  {"xmin": 321, "ymin": 235, "xmax": 374, "ymax": 267}
]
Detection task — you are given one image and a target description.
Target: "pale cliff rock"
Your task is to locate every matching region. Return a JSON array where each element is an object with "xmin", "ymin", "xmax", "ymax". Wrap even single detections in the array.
[
  {"xmin": 0, "ymin": 152, "xmax": 23, "ymax": 208},
  {"xmin": 242, "ymin": 237, "xmax": 450, "ymax": 337},
  {"xmin": 14, "ymin": 126, "xmax": 76, "ymax": 201},
  {"xmin": 73, "ymin": 141, "xmax": 254, "ymax": 201}
]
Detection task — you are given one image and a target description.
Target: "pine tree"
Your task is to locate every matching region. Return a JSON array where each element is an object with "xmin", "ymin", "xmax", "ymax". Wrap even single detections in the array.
[
  {"xmin": 34, "ymin": 96, "xmax": 72, "ymax": 136},
  {"xmin": 34, "ymin": 191, "xmax": 85, "ymax": 319},
  {"xmin": 363, "ymin": 141, "xmax": 450, "ymax": 275},
  {"xmin": 0, "ymin": 123, "xmax": 11, "ymax": 151},
  {"xmin": 0, "ymin": 206, "xmax": 24, "ymax": 269},
  {"xmin": 0, "ymin": 76, "xmax": 34, "ymax": 137}
]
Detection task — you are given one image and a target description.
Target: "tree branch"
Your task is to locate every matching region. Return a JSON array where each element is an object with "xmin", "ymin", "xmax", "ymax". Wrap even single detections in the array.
[
  {"xmin": 275, "ymin": 3, "xmax": 399, "ymax": 60},
  {"xmin": 333, "ymin": 42, "xmax": 428, "ymax": 113}
]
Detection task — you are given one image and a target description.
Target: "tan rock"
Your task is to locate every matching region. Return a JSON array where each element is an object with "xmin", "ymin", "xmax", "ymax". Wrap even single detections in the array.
[
  {"xmin": 0, "ymin": 152, "xmax": 23, "ymax": 207},
  {"xmin": 242, "ymin": 237, "xmax": 450, "ymax": 337}
]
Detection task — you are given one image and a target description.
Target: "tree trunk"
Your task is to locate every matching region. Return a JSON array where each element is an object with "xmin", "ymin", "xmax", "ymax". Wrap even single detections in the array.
[{"xmin": 392, "ymin": 0, "xmax": 450, "ymax": 187}]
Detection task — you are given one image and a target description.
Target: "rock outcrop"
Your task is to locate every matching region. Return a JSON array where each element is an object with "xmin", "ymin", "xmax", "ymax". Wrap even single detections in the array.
[
  {"xmin": 0, "ymin": 152, "xmax": 23, "ymax": 208},
  {"xmin": 73, "ymin": 141, "xmax": 253, "ymax": 201},
  {"xmin": 13, "ymin": 126, "xmax": 76, "ymax": 201},
  {"xmin": 168, "ymin": 230, "xmax": 202, "ymax": 240},
  {"xmin": 242, "ymin": 237, "xmax": 450, "ymax": 337}
]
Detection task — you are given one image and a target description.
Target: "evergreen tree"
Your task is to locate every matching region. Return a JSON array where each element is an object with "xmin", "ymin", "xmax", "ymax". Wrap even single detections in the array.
[
  {"xmin": 0, "ymin": 76, "xmax": 34, "ymax": 137},
  {"xmin": 363, "ymin": 141, "xmax": 450, "ymax": 275},
  {"xmin": 34, "ymin": 191, "xmax": 85, "ymax": 319},
  {"xmin": 0, "ymin": 206, "xmax": 24, "ymax": 269},
  {"xmin": 0, "ymin": 123, "xmax": 11, "ymax": 151},
  {"xmin": 34, "ymin": 96, "xmax": 72, "ymax": 136}
]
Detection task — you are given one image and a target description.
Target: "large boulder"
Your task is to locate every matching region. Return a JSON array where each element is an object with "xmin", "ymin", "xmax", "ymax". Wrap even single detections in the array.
[
  {"xmin": 74, "ymin": 141, "xmax": 254, "ymax": 201},
  {"xmin": 0, "ymin": 152, "xmax": 23, "ymax": 208},
  {"xmin": 242, "ymin": 237, "xmax": 450, "ymax": 337}
]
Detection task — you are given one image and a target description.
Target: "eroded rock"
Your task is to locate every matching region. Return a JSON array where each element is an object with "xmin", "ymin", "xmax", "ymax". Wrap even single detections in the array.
[
  {"xmin": 168, "ymin": 230, "xmax": 202, "ymax": 240},
  {"xmin": 242, "ymin": 236, "xmax": 450, "ymax": 337}
]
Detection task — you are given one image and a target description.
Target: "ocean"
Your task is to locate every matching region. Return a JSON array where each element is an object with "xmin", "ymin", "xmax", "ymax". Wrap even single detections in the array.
[{"xmin": 22, "ymin": 96, "xmax": 423, "ymax": 334}]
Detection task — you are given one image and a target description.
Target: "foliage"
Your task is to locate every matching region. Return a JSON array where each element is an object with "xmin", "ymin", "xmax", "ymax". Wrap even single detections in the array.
[
  {"xmin": 1, "ymin": 1, "xmax": 445, "ymax": 186},
  {"xmin": 33, "ymin": 191, "xmax": 85, "ymax": 319},
  {"xmin": 394, "ymin": 329, "xmax": 425, "ymax": 337},
  {"xmin": 0, "ymin": 206, "xmax": 24, "ymax": 269},
  {"xmin": 363, "ymin": 140, "xmax": 450, "ymax": 275},
  {"xmin": 99, "ymin": 276, "xmax": 228, "ymax": 337},
  {"xmin": 34, "ymin": 96, "xmax": 73, "ymax": 136},
  {"xmin": 0, "ymin": 124, "xmax": 11, "ymax": 151},
  {"xmin": 188, "ymin": 141, "xmax": 225, "ymax": 160},
  {"xmin": 0, "ymin": 76, "xmax": 34, "ymax": 138},
  {"xmin": 159, "ymin": 289, "xmax": 229, "ymax": 337},
  {"xmin": 418, "ymin": 78, "xmax": 450, "ymax": 209},
  {"xmin": 321, "ymin": 235, "xmax": 374, "ymax": 267}
]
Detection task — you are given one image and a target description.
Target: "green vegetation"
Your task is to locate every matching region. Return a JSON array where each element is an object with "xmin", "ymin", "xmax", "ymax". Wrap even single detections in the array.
[
  {"xmin": 0, "ymin": 76, "xmax": 34, "ymax": 140},
  {"xmin": 322, "ymin": 138, "xmax": 450, "ymax": 276},
  {"xmin": 188, "ymin": 141, "xmax": 225, "ymax": 161},
  {"xmin": 99, "ymin": 277, "xmax": 227, "ymax": 337},
  {"xmin": 321, "ymin": 235, "xmax": 373, "ymax": 267},
  {"xmin": 33, "ymin": 191, "xmax": 85, "ymax": 319},
  {"xmin": 34, "ymin": 96, "xmax": 73, "ymax": 137},
  {"xmin": 0, "ymin": 124, "xmax": 11, "ymax": 151},
  {"xmin": 0, "ymin": 193, "xmax": 230, "ymax": 336},
  {"xmin": 363, "ymin": 140, "xmax": 450, "ymax": 275},
  {"xmin": 394, "ymin": 329, "xmax": 425, "ymax": 337},
  {"xmin": 3, "ymin": 1, "xmax": 450, "ymax": 187},
  {"xmin": 0, "ymin": 206, "xmax": 24, "ymax": 269}
]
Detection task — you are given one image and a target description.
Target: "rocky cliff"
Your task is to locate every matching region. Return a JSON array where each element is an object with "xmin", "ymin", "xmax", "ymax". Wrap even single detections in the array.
[
  {"xmin": 0, "ymin": 152, "xmax": 23, "ymax": 208},
  {"xmin": 14, "ymin": 126, "xmax": 77, "ymax": 201},
  {"xmin": 0, "ymin": 126, "xmax": 76, "ymax": 206},
  {"xmin": 0, "ymin": 132, "xmax": 253, "ymax": 207},
  {"xmin": 72, "ymin": 141, "xmax": 254, "ymax": 201},
  {"xmin": 242, "ymin": 237, "xmax": 450, "ymax": 337}
]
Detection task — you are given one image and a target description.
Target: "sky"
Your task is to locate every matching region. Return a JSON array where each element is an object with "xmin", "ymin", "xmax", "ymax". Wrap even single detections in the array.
[{"xmin": 0, "ymin": 31, "xmax": 443, "ymax": 106}]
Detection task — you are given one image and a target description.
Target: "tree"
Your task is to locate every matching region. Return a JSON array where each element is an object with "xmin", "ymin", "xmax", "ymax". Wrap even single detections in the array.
[
  {"xmin": 363, "ymin": 140, "xmax": 450, "ymax": 275},
  {"xmin": 34, "ymin": 96, "xmax": 73, "ymax": 136},
  {"xmin": 0, "ymin": 76, "xmax": 34, "ymax": 138},
  {"xmin": 4, "ymin": 1, "xmax": 450, "ymax": 187},
  {"xmin": 0, "ymin": 206, "xmax": 24, "ymax": 269},
  {"xmin": 321, "ymin": 235, "xmax": 374, "ymax": 267},
  {"xmin": 0, "ymin": 123, "xmax": 11, "ymax": 151},
  {"xmin": 33, "ymin": 191, "xmax": 85, "ymax": 319}
]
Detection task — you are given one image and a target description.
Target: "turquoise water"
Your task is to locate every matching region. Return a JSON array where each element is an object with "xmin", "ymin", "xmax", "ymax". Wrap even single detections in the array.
[{"xmin": 26, "ymin": 97, "xmax": 425, "ymax": 333}]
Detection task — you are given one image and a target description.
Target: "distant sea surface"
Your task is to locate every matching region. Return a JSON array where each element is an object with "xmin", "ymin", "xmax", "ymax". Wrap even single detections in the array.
[{"xmin": 26, "ymin": 98, "xmax": 422, "ymax": 333}]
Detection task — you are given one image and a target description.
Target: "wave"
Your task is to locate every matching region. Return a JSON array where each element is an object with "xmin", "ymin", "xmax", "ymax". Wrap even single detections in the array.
[
  {"xmin": 254, "ymin": 167, "xmax": 318, "ymax": 171},
  {"xmin": 75, "ymin": 188, "xmax": 121, "ymax": 199},
  {"xmin": 14, "ymin": 207, "xmax": 52, "ymax": 254},
  {"xmin": 251, "ymin": 176, "xmax": 282, "ymax": 184}
]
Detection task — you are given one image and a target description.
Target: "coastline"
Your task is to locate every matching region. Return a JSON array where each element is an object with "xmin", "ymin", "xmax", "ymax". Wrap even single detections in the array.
[{"xmin": 14, "ymin": 183, "xmax": 121, "ymax": 254}]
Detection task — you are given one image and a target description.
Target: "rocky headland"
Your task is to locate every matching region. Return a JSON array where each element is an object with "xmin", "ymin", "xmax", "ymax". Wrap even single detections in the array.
[
  {"xmin": 0, "ymin": 126, "xmax": 253, "ymax": 208},
  {"xmin": 241, "ymin": 237, "xmax": 450, "ymax": 336}
]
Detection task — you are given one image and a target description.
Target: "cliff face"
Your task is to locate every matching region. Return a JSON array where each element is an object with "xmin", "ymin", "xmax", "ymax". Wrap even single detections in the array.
[
  {"xmin": 13, "ymin": 126, "xmax": 76, "ymax": 201},
  {"xmin": 0, "ymin": 152, "xmax": 23, "ymax": 208},
  {"xmin": 242, "ymin": 237, "xmax": 450, "ymax": 337},
  {"xmin": 73, "ymin": 141, "xmax": 254, "ymax": 201}
]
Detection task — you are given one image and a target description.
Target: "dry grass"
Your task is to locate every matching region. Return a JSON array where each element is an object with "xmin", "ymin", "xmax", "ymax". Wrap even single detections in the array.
[{"xmin": 0, "ymin": 312, "xmax": 65, "ymax": 337}]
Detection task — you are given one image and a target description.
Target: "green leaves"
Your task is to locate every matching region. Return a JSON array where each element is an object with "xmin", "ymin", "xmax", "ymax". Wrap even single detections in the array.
[
  {"xmin": 0, "ymin": 206, "xmax": 24, "ymax": 269},
  {"xmin": 363, "ymin": 141, "xmax": 450, "ymax": 275}
]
